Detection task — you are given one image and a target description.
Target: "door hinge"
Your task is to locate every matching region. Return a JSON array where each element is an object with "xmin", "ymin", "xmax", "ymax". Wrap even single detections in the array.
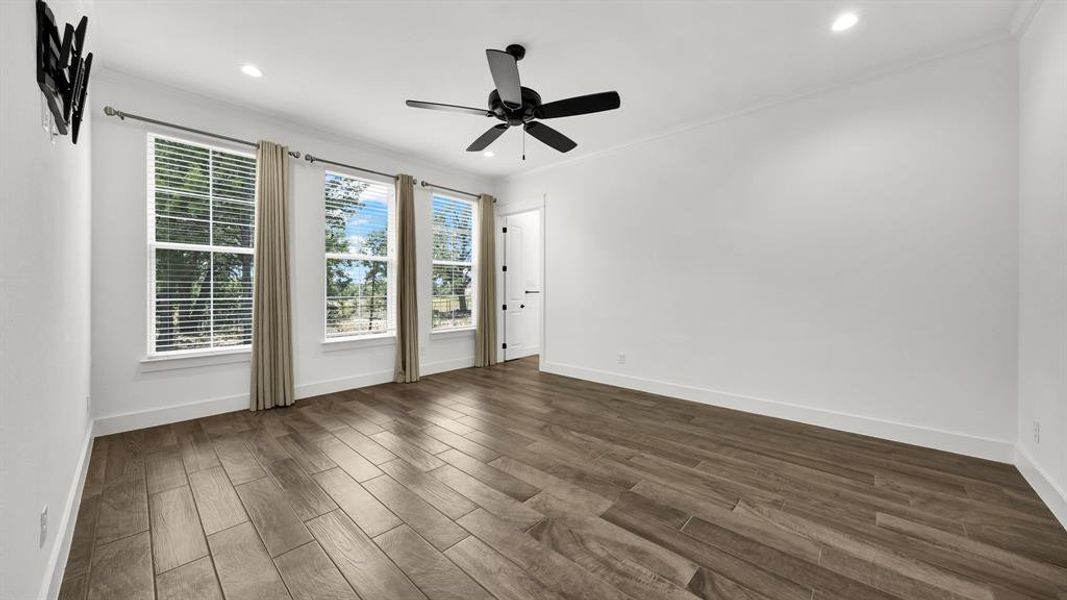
[
  {"xmin": 502, "ymin": 265, "xmax": 507, "ymax": 272},
  {"xmin": 502, "ymin": 226, "xmax": 507, "ymax": 233},
  {"xmin": 502, "ymin": 343, "xmax": 508, "ymax": 349},
  {"xmin": 502, "ymin": 304, "xmax": 507, "ymax": 311}
]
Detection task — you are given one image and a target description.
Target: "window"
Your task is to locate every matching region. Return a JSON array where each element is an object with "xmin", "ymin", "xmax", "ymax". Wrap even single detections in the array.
[
  {"xmin": 148, "ymin": 134, "xmax": 257, "ymax": 355},
  {"xmin": 431, "ymin": 195, "xmax": 476, "ymax": 330},
  {"xmin": 324, "ymin": 171, "xmax": 396, "ymax": 339}
]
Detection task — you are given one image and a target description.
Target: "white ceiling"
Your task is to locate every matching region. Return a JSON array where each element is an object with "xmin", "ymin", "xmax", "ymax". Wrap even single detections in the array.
[{"xmin": 90, "ymin": 0, "xmax": 1023, "ymax": 178}]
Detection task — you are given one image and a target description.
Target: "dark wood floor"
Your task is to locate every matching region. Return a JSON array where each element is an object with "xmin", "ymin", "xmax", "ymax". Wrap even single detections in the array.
[{"xmin": 59, "ymin": 356, "xmax": 1067, "ymax": 599}]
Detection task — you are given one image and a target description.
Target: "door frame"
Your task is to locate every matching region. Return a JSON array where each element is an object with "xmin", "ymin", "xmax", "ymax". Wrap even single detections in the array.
[{"xmin": 496, "ymin": 196, "xmax": 546, "ymax": 367}]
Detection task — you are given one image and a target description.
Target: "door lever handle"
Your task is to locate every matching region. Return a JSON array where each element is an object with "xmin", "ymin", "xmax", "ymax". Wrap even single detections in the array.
[{"xmin": 524, "ymin": 290, "xmax": 540, "ymax": 294}]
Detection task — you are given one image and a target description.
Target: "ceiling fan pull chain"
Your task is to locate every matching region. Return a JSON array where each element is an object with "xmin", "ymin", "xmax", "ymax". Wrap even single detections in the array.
[{"xmin": 522, "ymin": 127, "xmax": 526, "ymax": 161}]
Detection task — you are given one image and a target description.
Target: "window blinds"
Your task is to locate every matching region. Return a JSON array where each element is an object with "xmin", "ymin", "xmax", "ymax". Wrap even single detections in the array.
[
  {"xmin": 148, "ymin": 134, "xmax": 256, "ymax": 354},
  {"xmin": 431, "ymin": 195, "xmax": 476, "ymax": 330}
]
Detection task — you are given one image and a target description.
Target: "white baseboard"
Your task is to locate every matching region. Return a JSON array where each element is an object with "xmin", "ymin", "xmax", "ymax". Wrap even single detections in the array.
[
  {"xmin": 541, "ymin": 361, "xmax": 1015, "ymax": 463},
  {"xmin": 42, "ymin": 425, "xmax": 94, "ymax": 600},
  {"xmin": 1015, "ymin": 445, "xmax": 1067, "ymax": 530},
  {"xmin": 93, "ymin": 392, "xmax": 249, "ymax": 436},
  {"xmin": 93, "ymin": 357, "xmax": 475, "ymax": 436},
  {"xmin": 422, "ymin": 356, "xmax": 476, "ymax": 376}
]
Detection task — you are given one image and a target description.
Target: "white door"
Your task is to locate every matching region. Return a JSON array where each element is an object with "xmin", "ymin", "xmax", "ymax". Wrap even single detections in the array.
[{"xmin": 503, "ymin": 210, "xmax": 541, "ymax": 360}]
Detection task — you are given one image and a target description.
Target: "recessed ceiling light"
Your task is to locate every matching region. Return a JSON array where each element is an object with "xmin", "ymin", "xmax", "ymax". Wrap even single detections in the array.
[
  {"xmin": 483, "ymin": 150, "xmax": 495, "ymax": 158},
  {"xmin": 831, "ymin": 12, "xmax": 859, "ymax": 32},
  {"xmin": 240, "ymin": 64, "xmax": 263, "ymax": 78}
]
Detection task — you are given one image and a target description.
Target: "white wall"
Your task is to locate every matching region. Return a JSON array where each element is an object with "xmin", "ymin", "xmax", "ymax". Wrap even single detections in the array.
[
  {"xmin": 0, "ymin": 2, "xmax": 95, "ymax": 598},
  {"xmin": 90, "ymin": 71, "xmax": 495, "ymax": 432},
  {"xmin": 500, "ymin": 42, "xmax": 1020, "ymax": 461},
  {"xmin": 1017, "ymin": 0, "xmax": 1067, "ymax": 525}
]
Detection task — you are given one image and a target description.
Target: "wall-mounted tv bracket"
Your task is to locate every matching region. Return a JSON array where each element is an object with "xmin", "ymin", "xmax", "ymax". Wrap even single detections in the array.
[{"xmin": 36, "ymin": 0, "xmax": 93, "ymax": 144}]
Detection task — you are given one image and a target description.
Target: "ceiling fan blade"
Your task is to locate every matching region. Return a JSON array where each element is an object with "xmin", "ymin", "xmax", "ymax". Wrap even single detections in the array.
[
  {"xmin": 524, "ymin": 121, "xmax": 577, "ymax": 153},
  {"xmin": 406, "ymin": 100, "xmax": 490, "ymax": 117},
  {"xmin": 486, "ymin": 49, "xmax": 522, "ymax": 107},
  {"xmin": 536, "ymin": 91, "xmax": 621, "ymax": 119},
  {"xmin": 466, "ymin": 124, "xmax": 509, "ymax": 152}
]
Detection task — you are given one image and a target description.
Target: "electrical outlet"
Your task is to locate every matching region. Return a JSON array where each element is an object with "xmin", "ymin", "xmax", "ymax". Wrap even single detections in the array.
[
  {"xmin": 616, "ymin": 353, "xmax": 626, "ymax": 364},
  {"xmin": 1034, "ymin": 420, "xmax": 1041, "ymax": 444},
  {"xmin": 39, "ymin": 506, "xmax": 48, "ymax": 548}
]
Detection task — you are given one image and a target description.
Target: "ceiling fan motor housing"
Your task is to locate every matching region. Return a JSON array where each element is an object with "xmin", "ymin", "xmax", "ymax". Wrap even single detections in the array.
[
  {"xmin": 489, "ymin": 87, "xmax": 541, "ymax": 126},
  {"xmin": 505, "ymin": 44, "xmax": 526, "ymax": 60}
]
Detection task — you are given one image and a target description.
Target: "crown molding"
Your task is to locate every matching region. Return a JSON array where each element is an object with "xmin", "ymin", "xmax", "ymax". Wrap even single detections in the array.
[
  {"xmin": 1009, "ymin": 0, "xmax": 1044, "ymax": 38},
  {"xmin": 504, "ymin": 32, "xmax": 1014, "ymax": 183}
]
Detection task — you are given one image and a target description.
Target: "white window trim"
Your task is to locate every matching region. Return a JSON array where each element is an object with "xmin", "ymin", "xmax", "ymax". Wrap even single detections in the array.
[
  {"xmin": 323, "ymin": 169, "xmax": 398, "ymax": 342},
  {"xmin": 321, "ymin": 331, "xmax": 396, "ymax": 352},
  {"xmin": 430, "ymin": 193, "xmax": 479, "ymax": 333},
  {"xmin": 140, "ymin": 346, "xmax": 251, "ymax": 372},
  {"xmin": 146, "ymin": 132, "xmax": 257, "ymax": 360}
]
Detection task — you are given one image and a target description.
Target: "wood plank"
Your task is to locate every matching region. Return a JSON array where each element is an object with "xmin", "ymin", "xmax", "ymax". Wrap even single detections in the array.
[
  {"xmin": 145, "ymin": 448, "xmax": 188, "ymax": 494},
  {"xmin": 423, "ymin": 425, "xmax": 500, "ymax": 462},
  {"xmin": 601, "ymin": 501, "xmax": 812, "ymax": 600},
  {"xmin": 215, "ymin": 439, "xmax": 267, "ymax": 485},
  {"xmin": 736, "ymin": 500, "xmax": 996, "ymax": 600},
  {"xmin": 527, "ymin": 492, "xmax": 699, "ymax": 590},
  {"xmin": 488, "ymin": 456, "xmax": 612, "ymax": 515},
  {"xmin": 363, "ymin": 474, "xmax": 467, "ymax": 550},
  {"xmin": 334, "ymin": 426, "xmax": 397, "ymax": 464},
  {"xmin": 278, "ymin": 434, "xmax": 337, "ymax": 474},
  {"xmin": 188, "ymin": 465, "xmax": 248, "ymax": 535},
  {"xmin": 313, "ymin": 467, "xmax": 401, "ymax": 537},
  {"xmin": 438, "ymin": 448, "xmax": 540, "ymax": 501},
  {"xmin": 64, "ymin": 494, "xmax": 100, "ymax": 579},
  {"xmin": 94, "ymin": 473, "xmax": 149, "ymax": 545},
  {"xmin": 444, "ymin": 535, "xmax": 566, "ymax": 600},
  {"xmin": 875, "ymin": 511, "xmax": 1067, "ymax": 587},
  {"xmin": 307, "ymin": 510, "xmax": 427, "ymax": 599},
  {"xmin": 379, "ymin": 458, "xmax": 478, "ymax": 520},
  {"xmin": 177, "ymin": 422, "xmax": 221, "ymax": 472},
  {"xmin": 207, "ymin": 521, "xmax": 290, "ymax": 600},
  {"xmin": 266, "ymin": 458, "xmax": 338, "ymax": 521},
  {"xmin": 631, "ymin": 479, "xmax": 822, "ymax": 562},
  {"xmin": 82, "ymin": 439, "xmax": 109, "ymax": 497},
  {"xmin": 371, "ymin": 430, "xmax": 446, "ymax": 471},
  {"xmin": 317, "ymin": 435, "xmax": 382, "ymax": 481},
  {"xmin": 458, "ymin": 508, "xmax": 639, "ymax": 600},
  {"xmin": 274, "ymin": 541, "xmax": 358, "ymax": 600},
  {"xmin": 103, "ymin": 433, "xmax": 145, "ymax": 482},
  {"xmin": 87, "ymin": 531, "xmax": 153, "ymax": 600},
  {"xmin": 149, "ymin": 486, "xmax": 209, "ymax": 573},
  {"xmin": 235, "ymin": 476, "xmax": 313, "ymax": 557},
  {"xmin": 431, "ymin": 464, "xmax": 544, "ymax": 530},
  {"xmin": 156, "ymin": 556, "xmax": 223, "ymax": 600},
  {"xmin": 57, "ymin": 574, "xmax": 87, "ymax": 600},
  {"xmin": 246, "ymin": 430, "xmax": 292, "ymax": 465},
  {"xmin": 375, "ymin": 524, "xmax": 492, "ymax": 600}
]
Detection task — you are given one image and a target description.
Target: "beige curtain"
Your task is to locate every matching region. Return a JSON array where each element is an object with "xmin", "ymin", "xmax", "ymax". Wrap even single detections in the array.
[
  {"xmin": 249, "ymin": 141, "xmax": 295, "ymax": 410},
  {"xmin": 474, "ymin": 194, "xmax": 497, "ymax": 367},
  {"xmin": 394, "ymin": 174, "xmax": 420, "ymax": 383}
]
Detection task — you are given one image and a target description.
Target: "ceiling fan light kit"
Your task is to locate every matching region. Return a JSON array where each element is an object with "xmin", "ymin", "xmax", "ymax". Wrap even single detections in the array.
[{"xmin": 406, "ymin": 43, "xmax": 620, "ymax": 158}]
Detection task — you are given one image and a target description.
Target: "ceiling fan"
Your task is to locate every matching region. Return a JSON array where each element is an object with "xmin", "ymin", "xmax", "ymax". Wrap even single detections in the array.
[{"xmin": 406, "ymin": 44, "xmax": 620, "ymax": 157}]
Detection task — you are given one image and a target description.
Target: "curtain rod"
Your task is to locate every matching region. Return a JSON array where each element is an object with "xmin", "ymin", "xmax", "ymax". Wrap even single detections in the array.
[
  {"xmin": 104, "ymin": 106, "xmax": 490, "ymax": 201},
  {"xmin": 421, "ymin": 180, "xmax": 488, "ymax": 201},
  {"xmin": 102, "ymin": 106, "xmax": 301, "ymax": 159},
  {"xmin": 303, "ymin": 154, "xmax": 398, "ymax": 181}
]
